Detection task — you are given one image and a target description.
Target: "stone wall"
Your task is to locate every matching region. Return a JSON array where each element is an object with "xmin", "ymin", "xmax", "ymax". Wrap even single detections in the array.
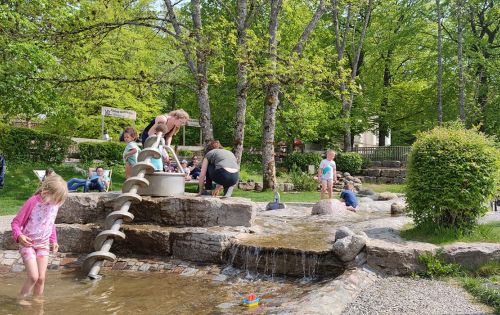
[{"xmin": 358, "ymin": 167, "xmax": 406, "ymax": 184}]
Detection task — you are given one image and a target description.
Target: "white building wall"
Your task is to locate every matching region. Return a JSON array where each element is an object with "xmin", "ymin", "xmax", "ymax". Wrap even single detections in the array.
[{"xmin": 353, "ymin": 130, "xmax": 391, "ymax": 148}]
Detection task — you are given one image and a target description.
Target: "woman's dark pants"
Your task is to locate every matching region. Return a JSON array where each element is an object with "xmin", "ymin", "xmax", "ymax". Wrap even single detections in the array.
[{"xmin": 204, "ymin": 164, "xmax": 239, "ymax": 195}]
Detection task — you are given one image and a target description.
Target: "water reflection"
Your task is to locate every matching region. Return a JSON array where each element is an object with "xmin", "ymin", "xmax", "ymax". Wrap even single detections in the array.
[{"xmin": 0, "ymin": 270, "xmax": 315, "ymax": 315}]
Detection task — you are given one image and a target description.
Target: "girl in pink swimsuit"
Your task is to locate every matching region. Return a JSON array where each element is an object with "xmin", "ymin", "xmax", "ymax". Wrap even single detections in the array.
[{"xmin": 11, "ymin": 175, "xmax": 68, "ymax": 300}]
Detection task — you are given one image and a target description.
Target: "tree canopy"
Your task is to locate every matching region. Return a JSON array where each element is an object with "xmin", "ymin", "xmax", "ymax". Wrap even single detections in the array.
[{"xmin": 1, "ymin": 0, "xmax": 498, "ymax": 146}]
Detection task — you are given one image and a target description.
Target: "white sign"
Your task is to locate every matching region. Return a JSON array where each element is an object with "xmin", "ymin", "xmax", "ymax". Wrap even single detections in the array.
[{"xmin": 101, "ymin": 106, "xmax": 137, "ymax": 120}]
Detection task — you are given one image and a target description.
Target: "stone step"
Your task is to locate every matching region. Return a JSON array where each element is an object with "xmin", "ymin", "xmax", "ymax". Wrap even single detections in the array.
[
  {"xmin": 39, "ymin": 224, "xmax": 242, "ymax": 264},
  {"xmin": 57, "ymin": 193, "xmax": 256, "ymax": 228}
]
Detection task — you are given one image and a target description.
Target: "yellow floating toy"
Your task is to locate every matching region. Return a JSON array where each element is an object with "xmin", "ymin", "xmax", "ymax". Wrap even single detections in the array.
[{"xmin": 242, "ymin": 294, "xmax": 260, "ymax": 307}]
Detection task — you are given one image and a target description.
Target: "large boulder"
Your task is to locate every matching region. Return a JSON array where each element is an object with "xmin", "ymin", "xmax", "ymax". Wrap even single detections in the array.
[
  {"xmin": 311, "ymin": 199, "xmax": 358, "ymax": 218},
  {"xmin": 390, "ymin": 202, "xmax": 406, "ymax": 215},
  {"xmin": 129, "ymin": 196, "xmax": 257, "ymax": 227},
  {"xmin": 378, "ymin": 192, "xmax": 398, "ymax": 201},
  {"xmin": 332, "ymin": 234, "xmax": 367, "ymax": 262},
  {"xmin": 57, "ymin": 192, "xmax": 118, "ymax": 224},
  {"xmin": 441, "ymin": 243, "xmax": 500, "ymax": 269},
  {"xmin": 335, "ymin": 226, "xmax": 355, "ymax": 240},
  {"xmin": 366, "ymin": 239, "xmax": 438, "ymax": 275}
]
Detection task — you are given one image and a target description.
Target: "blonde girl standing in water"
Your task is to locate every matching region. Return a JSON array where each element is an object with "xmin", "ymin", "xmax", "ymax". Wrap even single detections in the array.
[{"xmin": 11, "ymin": 175, "xmax": 68, "ymax": 301}]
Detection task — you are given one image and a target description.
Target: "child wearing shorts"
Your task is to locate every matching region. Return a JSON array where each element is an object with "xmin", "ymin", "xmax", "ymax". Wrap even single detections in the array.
[
  {"xmin": 123, "ymin": 127, "xmax": 140, "ymax": 178},
  {"xmin": 11, "ymin": 175, "xmax": 68, "ymax": 301},
  {"xmin": 318, "ymin": 149, "xmax": 337, "ymax": 199}
]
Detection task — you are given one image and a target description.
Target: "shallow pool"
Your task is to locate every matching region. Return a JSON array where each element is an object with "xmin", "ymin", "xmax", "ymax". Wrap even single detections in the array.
[{"xmin": 0, "ymin": 270, "xmax": 315, "ymax": 314}]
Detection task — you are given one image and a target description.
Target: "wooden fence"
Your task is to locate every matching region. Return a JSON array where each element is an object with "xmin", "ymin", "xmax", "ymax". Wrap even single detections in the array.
[{"xmin": 353, "ymin": 146, "xmax": 411, "ymax": 162}]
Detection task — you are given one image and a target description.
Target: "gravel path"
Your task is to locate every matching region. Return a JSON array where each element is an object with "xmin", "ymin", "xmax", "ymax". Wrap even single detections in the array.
[{"xmin": 342, "ymin": 277, "xmax": 493, "ymax": 315}]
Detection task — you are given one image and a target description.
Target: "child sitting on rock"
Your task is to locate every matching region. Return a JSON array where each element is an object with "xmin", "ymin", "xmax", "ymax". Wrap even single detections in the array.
[{"xmin": 340, "ymin": 182, "xmax": 358, "ymax": 212}]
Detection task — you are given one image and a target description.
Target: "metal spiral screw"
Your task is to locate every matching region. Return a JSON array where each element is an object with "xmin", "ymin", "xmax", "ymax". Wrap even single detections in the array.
[{"xmin": 82, "ymin": 128, "xmax": 167, "ymax": 279}]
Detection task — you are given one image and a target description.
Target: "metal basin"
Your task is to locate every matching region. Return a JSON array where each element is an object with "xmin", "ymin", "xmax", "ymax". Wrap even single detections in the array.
[{"xmin": 137, "ymin": 172, "xmax": 185, "ymax": 196}]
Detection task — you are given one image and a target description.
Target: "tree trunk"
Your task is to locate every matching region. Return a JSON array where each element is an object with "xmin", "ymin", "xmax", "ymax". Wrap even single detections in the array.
[
  {"xmin": 343, "ymin": 0, "xmax": 373, "ymax": 151},
  {"xmin": 436, "ymin": 0, "xmax": 443, "ymax": 126},
  {"xmin": 456, "ymin": 0, "xmax": 465, "ymax": 122},
  {"xmin": 379, "ymin": 51, "xmax": 392, "ymax": 146},
  {"xmin": 191, "ymin": 0, "xmax": 213, "ymax": 141},
  {"xmin": 165, "ymin": 0, "xmax": 214, "ymax": 142},
  {"xmin": 262, "ymin": 0, "xmax": 282, "ymax": 190},
  {"xmin": 233, "ymin": 0, "xmax": 249, "ymax": 165}
]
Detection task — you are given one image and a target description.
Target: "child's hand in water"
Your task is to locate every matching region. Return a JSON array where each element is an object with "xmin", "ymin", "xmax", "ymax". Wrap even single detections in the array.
[
  {"xmin": 51, "ymin": 243, "xmax": 59, "ymax": 253},
  {"xmin": 18, "ymin": 235, "xmax": 32, "ymax": 247}
]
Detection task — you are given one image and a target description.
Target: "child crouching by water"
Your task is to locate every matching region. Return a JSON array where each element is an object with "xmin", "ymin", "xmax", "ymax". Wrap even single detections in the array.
[
  {"xmin": 11, "ymin": 175, "xmax": 68, "ymax": 301},
  {"xmin": 340, "ymin": 182, "xmax": 358, "ymax": 212},
  {"xmin": 123, "ymin": 127, "xmax": 140, "ymax": 179}
]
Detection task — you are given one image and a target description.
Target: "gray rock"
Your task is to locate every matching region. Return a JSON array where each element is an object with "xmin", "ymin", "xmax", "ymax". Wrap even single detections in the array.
[
  {"xmin": 254, "ymin": 182, "xmax": 263, "ymax": 192},
  {"xmin": 335, "ymin": 226, "xmax": 355, "ymax": 240},
  {"xmin": 441, "ymin": 242, "xmax": 500, "ymax": 269},
  {"xmin": 358, "ymin": 188, "xmax": 376, "ymax": 196},
  {"xmin": 311, "ymin": 200, "xmax": 358, "ymax": 218},
  {"xmin": 57, "ymin": 192, "xmax": 118, "ymax": 224},
  {"xmin": 381, "ymin": 169, "xmax": 401, "ymax": 178},
  {"xmin": 353, "ymin": 177, "xmax": 362, "ymax": 184},
  {"xmin": 56, "ymin": 224, "xmax": 100, "ymax": 253},
  {"xmin": 333, "ymin": 235, "xmax": 367, "ymax": 262},
  {"xmin": 363, "ymin": 169, "xmax": 382, "ymax": 177},
  {"xmin": 378, "ymin": 192, "xmax": 398, "ymax": 201},
  {"xmin": 382, "ymin": 160, "xmax": 401, "ymax": 168},
  {"xmin": 238, "ymin": 181, "xmax": 255, "ymax": 191},
  {"xmin": 343, "ymin": 172, "xmax": 351, "ymax": 177},
  {"xmin": 283, "ymin": 183, "xmax": 294, "ymax": 192},
  {"xmin": 128, "ymin": 195, "xmax": 257, "ymax": 227},
  {"xmin": 366, "ymin": 239, "xmax": 438, "ymax": 275},
  {"xmin": 390, "ymin": 203, "xmax": 406, "ymax": 215}
]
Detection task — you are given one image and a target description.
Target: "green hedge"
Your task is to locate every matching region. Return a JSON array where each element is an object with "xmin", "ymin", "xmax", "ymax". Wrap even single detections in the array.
[
  {"xmin": 336, "ymin": 152, "xmax": 363, "ymax": 174},
  {"xmin": 78, "ymin": 141, "xmax": 127, "ymax": 162},
  {"xmin": 284, "ymin": 152, "xmax": 322, "ymax": 172},
  {"xmin": 0, "ymin": 126, "xmax": 73, "ymax": 163},
  {"xmin": 406, "ymin": 124, "xmax": 499, "ymax": 232}
]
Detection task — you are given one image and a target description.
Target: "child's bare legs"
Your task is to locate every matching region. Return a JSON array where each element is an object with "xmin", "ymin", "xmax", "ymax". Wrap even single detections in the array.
[
  {"xmin": 33, "ymin": 256, "xmax": 48, "ymax": 296},
  {"xmin": 19, "ymin": 257, "xmax": 39, "ymax": 299},
  {"xmin": 125, "ymin": 162, "xmax": 132, "ymax": 179},
  {"xmin": 320, "ymin": 180, "xmax": 327, "ymax": 199},
  {"xmin": 19, "ymin": 250, "xmax": 48, "ymax": 299},
  {"xmin": 327, "ymin": 180, "xmax": 333, "ymax": 199}
]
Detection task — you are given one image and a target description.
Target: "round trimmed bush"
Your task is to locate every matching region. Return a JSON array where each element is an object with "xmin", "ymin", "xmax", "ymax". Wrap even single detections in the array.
[
  {"xmin": 336, "ymin": 152, "xmax": 363, "ymax": 174},
  {"xmin": 406, "ymin": 125, "xmax": 499, "ymax": 232}
]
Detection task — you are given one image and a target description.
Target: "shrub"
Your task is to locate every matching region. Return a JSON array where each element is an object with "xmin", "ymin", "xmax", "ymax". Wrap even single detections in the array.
[
  {"xmin": 336, "ymin": 152, "xmax": 363, "ymax": 174},
  {"xmin": 241, "ymin": 151, "xmax": 262, "ymax": 165},
  {"xmin": 0, "ymin": 126, "xmax": 73, "ymax": 163},
  {"xmin": 418, "ymin": 252, "xmax": 463, "ymax": 279},
  {"xmin": 406, "ymin": 124, "xmax": 499, "ymax": 232},
  {"xmin": 284, "ymin": 152, "xmax": 322, "ymax": 172},
  {"xmin": 78, "ymin": 141, "xmax": 127, "ymax": 163},
  {"xmin": 177, "ymin": 149, "xmax": 193, "ymax": 157},
  {"xmin": 289, "ymin": 165, "xmax": 317, "ymax": 191}
]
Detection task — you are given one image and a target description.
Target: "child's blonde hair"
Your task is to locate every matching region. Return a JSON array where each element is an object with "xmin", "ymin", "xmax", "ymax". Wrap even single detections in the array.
[{"xmin": 36, "ymin": 174, "xmax": 68, "ymax": 206}]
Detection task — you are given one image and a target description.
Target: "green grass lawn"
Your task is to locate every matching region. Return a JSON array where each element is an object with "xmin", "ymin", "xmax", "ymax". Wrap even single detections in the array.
[
  {"xmin": 0, "ymin": 162, "xmax": 125, "ymax": 216},
  {"xmin": 401, "ymin": 221, "xmax": 500, "ymax": 245},
  {"xmin": 1, "ymin": 162, "xmax": 406, "ymax": 215}
]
